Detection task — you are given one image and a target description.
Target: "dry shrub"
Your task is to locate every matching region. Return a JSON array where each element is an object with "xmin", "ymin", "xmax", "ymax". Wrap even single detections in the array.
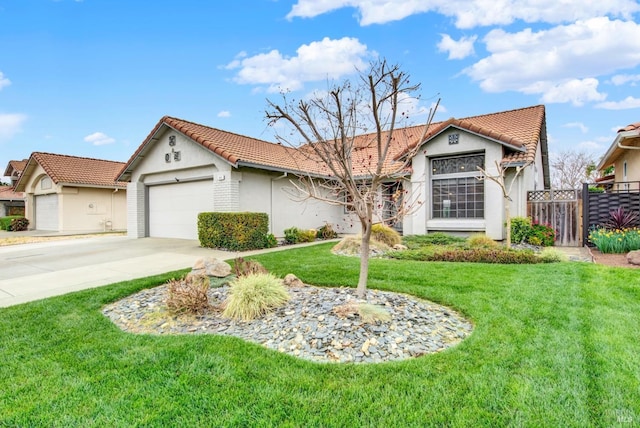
[
  {"xmin": 166, "ymin": 274, "xmax": 210, "ymax": 314},
  {"xmin": 331, "ymin": 236, "xmax": 390, "ymax": 256},
  {"xmin": 334, "ymin": 302, "xmax": 391, "ymax": 324},
  {"xmin": 468, "ymin": 234, "xmax": 498, "ymax": 248},
  {"xmin": 222, "ymin": 273, "xmax": 290, "ymax": 321},
  {"xmin": 371, "ymin": 223, "xmax": 402, "ymax": 247},
  {"xmin": 233, "ymin": 257, "xmax": 268, "ymax": 277}
]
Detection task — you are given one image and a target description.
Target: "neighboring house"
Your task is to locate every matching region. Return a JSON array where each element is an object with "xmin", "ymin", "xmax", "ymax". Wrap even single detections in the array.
[
  {"xmin": 596, "ymin": 122, "xmax": 640, "ymax": 189},
  {"xmin": 14, "ymin": 152, "xmax": 127, "ymax": 232},
  {"xmin": 1, "ymin": 159, "xmax": 27, "ymax": 216},
  {"xmin": 118, "ymin": 104, "xmax": 549, "ymax": 241}
]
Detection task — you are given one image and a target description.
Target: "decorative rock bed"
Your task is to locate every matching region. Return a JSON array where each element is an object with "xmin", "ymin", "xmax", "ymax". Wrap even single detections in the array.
[{"xmin": 103, "ymin": 283, "xmax": 473, "ymax": 364}]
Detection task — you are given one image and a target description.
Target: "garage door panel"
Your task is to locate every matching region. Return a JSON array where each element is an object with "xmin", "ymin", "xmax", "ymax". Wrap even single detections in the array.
[
  {"xmin": 148, "ymin": 180, "xmax": 214, "ymax": 239},
  {"xmin": 35, "ymin": 194, "xmax": 58, "ymax": 231}
]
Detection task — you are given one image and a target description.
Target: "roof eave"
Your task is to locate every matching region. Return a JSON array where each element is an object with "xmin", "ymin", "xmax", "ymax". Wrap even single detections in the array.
[{"xmin": 596, "ymin": 129, "xmax": 640, "ymax": 170}]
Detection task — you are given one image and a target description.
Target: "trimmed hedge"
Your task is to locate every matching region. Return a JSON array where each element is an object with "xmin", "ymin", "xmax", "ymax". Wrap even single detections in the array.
[
  {"xmin": 389, "ymin": 246, "xmax": 541, "ymax": 264},
  {"xmin": 198, "ymin": 212, "xmax": 275, "ymax": 251}
]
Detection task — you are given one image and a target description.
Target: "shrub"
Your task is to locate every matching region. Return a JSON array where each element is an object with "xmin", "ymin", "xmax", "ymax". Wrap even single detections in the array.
[
  {"xmin": 332, "ymin": 235, "xmax": 390, "ymax": 256},
  {"xmin": 284, "ymin": 227, "xmax": 300, "ymax": 244},
  {"xmin": 263, "ymin": 233, "xmax": 278, "ymax": 248},
  {"xmin": 528, "ymin": 222, "xmax": 556, "ymax": 246},
  {"xmin": 389, "ymin": 246, "xmax": 540, "ymax": 264},
  {"xmin": 198, "ymin": 212, "xmax": 272, "ymax": 251},
  {"xmin": 0, "ymin": 216, "xmax": 23, "ymax": 231},
  {"xmin": 468, "ymin": 234, "xmax": 498, "ymax": 248},
  {"xmin": 166, "ymin": 274, "xmax": 210, "ymax": 314},
  {"xmin": 511, "ymin": 217, "xmax": 532, "ymax": 244},
  {"xmin": 298, "ymin": 229, "xmax": 317, "ymax": 243},
  {"xmin": 233, "ymin": 257, "xmax": 268, "ymax": 277},
  {"xmin": 402, "ymin": 232, "xmax": 466, "ymax": 248},
  {"xmin": 371, "ymin": 223, "xmax": 401, "ymax": 247},
  {"xmin": 222, "ymin": 273, "xmax": 290, "ymax": 321},
  {"xmin": 604, "ymin": 207, "xmax": 639, "ymax": 230},
  {"xmin": 317, "ymin": 222, "xmax": 338, "ymax": 239},
  {"xmin": 9, "ymin": 217, "xmax": 29, "ymax": 232},
  {"xmin": 538, "ymin": 248, "xmax": 568, "ymax": 263}
]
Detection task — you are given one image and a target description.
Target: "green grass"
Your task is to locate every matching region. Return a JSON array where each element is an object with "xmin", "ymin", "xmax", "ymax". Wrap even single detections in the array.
[{"xmin": 1, "ymin": 243, "xmax": 639, "ymax": 427}]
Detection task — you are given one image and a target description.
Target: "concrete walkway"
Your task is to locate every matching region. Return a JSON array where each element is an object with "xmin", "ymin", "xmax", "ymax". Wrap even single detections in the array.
[{"xmin": 0, "ymin": 235, "xmax": 320, "ymax": 308}]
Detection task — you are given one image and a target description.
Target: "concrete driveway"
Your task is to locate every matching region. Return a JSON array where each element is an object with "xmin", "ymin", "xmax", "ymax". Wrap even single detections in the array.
[{"xmin": 0, "ymin": 236, "xmax": 278, "ymax": 308}]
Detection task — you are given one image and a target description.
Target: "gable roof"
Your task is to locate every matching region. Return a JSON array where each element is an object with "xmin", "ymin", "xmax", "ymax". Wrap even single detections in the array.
[
  {"xmin": 596, "ymin": 121, "xmax": 640, "ymax": 171},
  {"xmin": 3, "ymin": 159, "xmax": 28, "ymax": 178},
  {"xmin": 118, "ymin": 105, "xmax": 549, "ymax": 183},
  {"xmin": 15, "ymin": 152, "xmax": 127, "ymax": 192}
]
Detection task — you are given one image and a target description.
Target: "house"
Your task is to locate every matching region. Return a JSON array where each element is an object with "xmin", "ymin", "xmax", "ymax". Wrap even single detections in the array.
[
  {"xmin": 596, "ymin": 122, "xmax": 640, "ymax": 189},
  {"xmin": 14, "ymin": 152, "xmax": 127, "ymax": 232},
  {"xmin": 118, "ymin": 105, "xmax": 549, "ymax": 241},
  {"xmin": 1, "ymin": 159, "xmax": 27, "ymax": 216}
]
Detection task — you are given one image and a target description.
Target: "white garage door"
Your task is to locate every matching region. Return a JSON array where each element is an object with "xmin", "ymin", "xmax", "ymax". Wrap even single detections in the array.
[
  {"xmin": 148, "ymin": 180, "xmax": 214, "ymax": 239},
  {"xmin": 35, "ymin": 194, "xmax": 59, "ymax": 231}
]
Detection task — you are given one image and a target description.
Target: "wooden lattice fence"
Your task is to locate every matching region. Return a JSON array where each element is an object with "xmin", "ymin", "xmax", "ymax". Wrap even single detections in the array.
[{"xmin": 527, "ymin": 189, "xmax": 581, "ymax": 246}]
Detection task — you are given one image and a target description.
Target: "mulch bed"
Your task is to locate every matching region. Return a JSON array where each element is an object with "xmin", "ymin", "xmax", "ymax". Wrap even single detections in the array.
[{"xmin": 589, "ymin": 248, "xmax": 640, "ymax": 269}]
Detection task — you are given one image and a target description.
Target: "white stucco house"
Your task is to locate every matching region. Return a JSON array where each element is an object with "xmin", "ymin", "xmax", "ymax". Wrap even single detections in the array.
[
  {"xmin": 117, "ymin": 105, "xmax": 549, "ymax": 241},
  {"xmin": 15, "ymin": 152, "xmax": 127, "ymax": 232}
]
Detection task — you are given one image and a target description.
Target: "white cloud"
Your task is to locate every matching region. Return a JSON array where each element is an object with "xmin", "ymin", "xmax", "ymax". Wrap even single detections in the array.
[
  {"xmin": 437, "ymin": 34, "xmax": 476, "ymax": 60},
  {"xmin": 563, "ymin": 122, "xmax": 589, "ymax": 134},
  {"xmin": 0, "ymin": 72, "xmax": 10, "ymax": 90},
  {"xmin": 226, "ymin": 37, "xmax": 374, "ymax": 93},
  {"xmin": 577, "ymin": 140, "xmax": 605, "ymax": 152},
  {"xmin": 217, "ymin": 111, "xmax": 231, "ymax": 118},
  {"xmin": 610, "ymin": 74, "xmax": 640, "ymax": 86},
  {"xmin": 595, "ymin": 96, "xmax": 640, "ymax": 110},
  {"xmin": 464, "ymin": 18, "xmax": 640, "ymax": 104},
  {"xmin": 286, "ymin": 0, "xmax": 640, "ymax": 28},
  {"xmin": 0, "ymin": 113, "xmax": 27, "ymax": 142},
  {"xmin": 84, "ymin": 132, "xmax": 115, "ymax": 146}
]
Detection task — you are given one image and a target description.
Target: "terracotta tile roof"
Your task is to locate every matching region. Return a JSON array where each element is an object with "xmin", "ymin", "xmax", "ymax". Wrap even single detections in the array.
[
  {"xmin": 618, "ymin": 122, "xmax": 640, "ymax": 133},
  {"xmin": 0, "ymin": 185, "xmax": 24, "ymax": 200},
  {"xmin": 3, "ymin": 159, "xmax": 28, "ymax": 177},
  {"xmin": 119, "ymin": 105, "xmax": 548, "ymax": 181},
  {"xmin": 16, "ymin": 152, "xmax": 126, "ymax": 191}
]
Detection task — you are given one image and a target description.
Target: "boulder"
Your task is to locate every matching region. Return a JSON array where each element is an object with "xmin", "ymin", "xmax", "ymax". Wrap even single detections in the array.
[
  {"xmin": 627, "ymin": 250, "xmax": 640, "ymax": 266},
  {"xmin": 190, "ymin": 257, "xmax": 232, "ymax": 278},
  {"xmin": 283, "ymin": 273, "xmax": 304, "ymax": 287}
]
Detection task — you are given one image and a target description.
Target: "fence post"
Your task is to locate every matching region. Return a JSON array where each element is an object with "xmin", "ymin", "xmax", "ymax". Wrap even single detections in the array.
[{"xmin": 582, "ymin": 182, "xmax": 589, "ymax": 247}]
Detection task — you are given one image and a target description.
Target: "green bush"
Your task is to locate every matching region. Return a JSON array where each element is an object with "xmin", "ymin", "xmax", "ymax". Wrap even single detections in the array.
[
  {"xmin": 402, "ymin": 233, "xmax": 466, "ymax": 248},
  {"xmin": 371, "ymin": 223, "xmax": 401, "ymax": 247},
  {"xmin": 298, "ymin": 229, "xmax": 317, "ymax": 243},
  {"xmin": 198, "ymin": 212, "xmax": 272, "ymax": 251},
  {"xmin": 222, "ymin": 273, "xmax": 290, "ymax": 321},
  {"xmin": 9, "ymin": 217, "xmax": 29, "ymax": 232},
  {"xmin": 529, "ymin": 222, "xmax": 555, "ymax": 246},
  {"xmin": 538, "ymin": 248, "xmax": 568, "ymax": 263},
  {"xmin": 468, "ymin": 234, "xmax": 498, "ymax": 248},
  {"xmin": 389, "ymin": 246, "xmax": 540, "ymax": 264},
  {"xmin": 0, "ymin": 216, "xmax": 23, "ymax": 231},
  {"xmin": 511, "ymin": 217, "xmax": 532, "ymax": 244},
  {"xmin": 317, "ymin": 222, "xmax": 338, "ymax": 239},
  {"xmin": 284, "ymin": 227, "xmax": 300, "ymax": 244}
]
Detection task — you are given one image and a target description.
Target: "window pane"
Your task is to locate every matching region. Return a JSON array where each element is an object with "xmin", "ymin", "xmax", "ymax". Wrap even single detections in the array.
[{"xmin": 432, "ymin": 176, "xmax": 484, "ymax": 219}]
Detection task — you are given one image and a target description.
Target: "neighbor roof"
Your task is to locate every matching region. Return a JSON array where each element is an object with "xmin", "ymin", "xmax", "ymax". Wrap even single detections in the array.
[
  {"xmin": 15, "ymin": 152, "xmax": 127, "ymax": 192},
  {"xmin": 0, "ymin": 185, "xmax": 24, "ymax": 201},
  {"xmin": 118, "ymin": 105, "xmax": 548, "ymax": 182},
  {"xmin": 596, "ymin": 120, "xmax": 640, "ymax": 171},
  {"xmin": 3, "ymin": 159, "xmax": 28, "ymax": 178}
]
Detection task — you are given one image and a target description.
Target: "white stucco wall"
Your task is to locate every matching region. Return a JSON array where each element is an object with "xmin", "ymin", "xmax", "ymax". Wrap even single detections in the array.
[{"xmin": 405, "ymin": 128, "xmax": 519, "ymax": 240}]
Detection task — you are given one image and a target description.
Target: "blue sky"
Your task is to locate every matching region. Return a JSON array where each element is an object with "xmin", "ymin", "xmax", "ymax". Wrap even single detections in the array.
[{"xmin": 1, "ymin": 0, "xmax": 640, "ymax": 176}]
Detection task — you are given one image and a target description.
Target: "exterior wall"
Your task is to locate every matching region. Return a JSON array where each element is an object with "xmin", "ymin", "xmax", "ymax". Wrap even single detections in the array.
[
  {"xmin": 126, "ymin": 182, "xmax": 146, "ymax": 238},
  {"xmin": 614, "ymin": 149, "xmax": 640, "ymax": 183},
  {"xmin": 21, "ymin": 164, "xmax": 60, "ymax": 230},
  {"xmin": 237, "ymin": 168, "xmax": 347, "ymax": 237},
  {"xmin": 59, "ymin": 187, "xmax": 126, "ymax": 232},
  {"xmin": 405, "ymin": 129, "xmax": 512, "ymax": 240}
]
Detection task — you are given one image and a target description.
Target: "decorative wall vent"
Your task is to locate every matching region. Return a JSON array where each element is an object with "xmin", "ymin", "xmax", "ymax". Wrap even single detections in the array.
[{"xmin": 448, "ymin": 133, "xmax": 460, "ymax": 145}]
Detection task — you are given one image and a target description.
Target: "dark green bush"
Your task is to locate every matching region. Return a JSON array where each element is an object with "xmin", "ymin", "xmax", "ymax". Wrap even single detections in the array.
[
  {"xmin": 402, "ymin": 233, "xmax": 466, "ymax": 249},
  {"xmin": 9, "ymin": 217, "xmax": 29, "ymax": 232},
  {"xmin": 389, "ymin": 246, "xmax": 540, "ymax": 264},
  {"xmin": 284, "ymin": 227, "xmax": 300, "ymax": 244},
  {"xmin": 528, "ymin": 222, "xmax": 555, "ymax": 246},
  {"xmin": 198, "ymin": 212, "xmax": 272, "ymax": 251},
  {"xmin": 511, "ymin": 217, "xmax": 532, "ymax": 244},
  {"xmin": 0, "ymin": 216, "xmax": 22, "ymax": 231}
]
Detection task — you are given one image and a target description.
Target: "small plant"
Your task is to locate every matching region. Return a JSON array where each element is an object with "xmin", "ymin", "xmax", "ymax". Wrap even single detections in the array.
[
  {"xmin": 298, "ymin": 229, "xmax": 317, "ymax": 243},
  {"xmin": 284, "ymin": 227, "xmax": 300, "ymax": 244},
  {"xmin": 222, "ymin": 273, "xmax": 290, "ymax": 321},
  {"xmin": 317, "ymin": 222, "xmax": 339, "ymax": 239},
  {"xmin": 511, "ymin": 217, "xmax": 532, "ymax": 244},
  {"xmin": 233, "ymin": 257, "xmax": 268, "ymax": 277},
  {"xmin": 468, "ymin": 234, "xmax": 498, "ymax": 248},
  {"xmin": 166, "ymin": 274, "xmax": 210, "ymax": 314},
  {"xmin": 538, "ymin": 248, "xmax": 568, "ymax": 263},
  {"xmin": 604, "ymin": 207, "xmax": 639, "ymax": 230},
  {"xmin": 589, "ymin": 227, "xmax": 640, "ymax": 253},
  {"xmin": 9, "ymin": 217, "xmax": 29, "ymax": 232},
  {"xmin": 528, "ymin": 222, "xmax": 555, "ymax": 246},
  {"xmin": 332, "ymin": 235, "xmax": 390, "ymax": 257},
  {"xmin": 371, "ymin": 223, "xmax": 401, "ymax": 247},
  {"xmin": 263, "ymin": 233, "xmax": 278, "ymax": 248},
  {"xmin": 402, "ymin": 233, "xmax": 466, "ymax": 248}
]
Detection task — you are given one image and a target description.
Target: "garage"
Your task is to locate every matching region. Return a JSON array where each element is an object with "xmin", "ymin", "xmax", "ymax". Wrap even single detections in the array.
[
  {"xmin": 148, "ymin": 180, "xmax": 214, "ymax": 239},
  {"xmin": 35, "ymin": 193, "xmax": 59, "ymax": 231}
]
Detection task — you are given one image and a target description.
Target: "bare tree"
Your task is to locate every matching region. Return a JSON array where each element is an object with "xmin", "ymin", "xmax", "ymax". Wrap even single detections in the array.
[
  {"xmin": 550, "ymin": 150, "xmax": 597, "ymax": 189},
  {"xmin": 477, "ymin": 161, "xmax": 531, "ymax": 248},
  {"xmin": 266, "ymin": 60, "xmax": 438, "ymax": 298}
]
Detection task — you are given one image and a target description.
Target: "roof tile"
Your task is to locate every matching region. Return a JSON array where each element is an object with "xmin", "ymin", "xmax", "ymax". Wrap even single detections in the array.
[{"xmin": 30, "ymin": 152, "xmax": 126, "ymax": 188}]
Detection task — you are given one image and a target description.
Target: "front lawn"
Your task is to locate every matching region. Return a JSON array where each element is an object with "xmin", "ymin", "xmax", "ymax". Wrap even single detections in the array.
[{"xmin": 1, "ymin": 242, "xmax": 638, "ymax": 426}]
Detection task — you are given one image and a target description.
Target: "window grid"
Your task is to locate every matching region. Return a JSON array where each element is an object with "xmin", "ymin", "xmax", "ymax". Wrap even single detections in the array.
[{"xmin": 431, "ymin": 154, "xmax": 484, "ymax": 219}]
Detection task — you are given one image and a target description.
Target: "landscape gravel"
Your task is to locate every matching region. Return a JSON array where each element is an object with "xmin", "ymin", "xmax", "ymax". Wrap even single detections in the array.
[{"xmin": 102, "ymin": 283, "xmax": 473, "ymax": 364}]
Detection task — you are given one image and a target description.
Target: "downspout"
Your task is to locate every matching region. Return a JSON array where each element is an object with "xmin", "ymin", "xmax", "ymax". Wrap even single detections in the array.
[{"xmin": 270, "ymin": 172, "xmax": 288, "ymax": 233}]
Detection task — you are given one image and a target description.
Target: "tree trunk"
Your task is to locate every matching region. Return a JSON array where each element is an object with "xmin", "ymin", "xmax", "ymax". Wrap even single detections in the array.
[
  {"xmin": 505, "ymin": 201, "xmax": 511, "ymax": 249},
  {"xmin": 356, "ymin": 220, "xmax": 372, "ymax": 299}
]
